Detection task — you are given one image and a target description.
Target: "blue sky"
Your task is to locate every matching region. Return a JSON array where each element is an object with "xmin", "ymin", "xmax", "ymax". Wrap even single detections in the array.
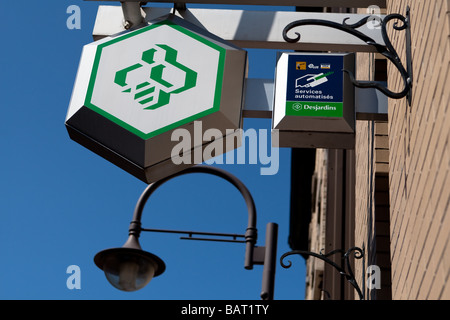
[{"xmin": 0, "ymin": 1, "xmax": 305, "ymax": 300}]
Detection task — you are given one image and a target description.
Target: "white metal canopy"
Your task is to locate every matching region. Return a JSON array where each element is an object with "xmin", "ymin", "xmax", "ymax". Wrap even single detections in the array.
[{"xmin": 93, "ymin": 6, "xmax": 386, "ymax": 52}]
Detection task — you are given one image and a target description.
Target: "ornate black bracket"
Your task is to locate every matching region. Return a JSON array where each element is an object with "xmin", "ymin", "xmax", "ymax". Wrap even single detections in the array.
[
  {"xmin": 283, "ymin": 7, "xmax": 413, "ymax": 105},
  {"xmin": 280, "ymin": 247, "xmax": 365, "ymax": 300}
]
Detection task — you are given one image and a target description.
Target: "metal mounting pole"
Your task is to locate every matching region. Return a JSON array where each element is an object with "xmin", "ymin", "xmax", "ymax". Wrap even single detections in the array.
[
  {"xmin": 260, "ymin": 223, "xmax": 278, "ymax": 300},
  {"xmin": 121, "ymin": 1, "xmax": 144, "ymax": 29}
]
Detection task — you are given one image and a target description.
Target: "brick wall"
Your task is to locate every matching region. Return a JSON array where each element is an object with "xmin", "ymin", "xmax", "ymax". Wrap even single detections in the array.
[
  {"xmin": 355, "ymin": 118, "xmax": 393, "ymax": 299},
  {"xmin": 387, "ymin": 0, "xmax": 449, "ymax": 299},
  {"xmin": 304, "ymin": 1, "xmax": 448, "ymax": 300},
  {"xmin": 354, "ymin": 50, "xmax": 374, "ymax": 298},
  {"xmin": 304, "ymin": 149, "xmax": 328, "ymax": 300},
  {"xmin": 354, "ymin": 22, "xmax": 393, "ymax": 298}
]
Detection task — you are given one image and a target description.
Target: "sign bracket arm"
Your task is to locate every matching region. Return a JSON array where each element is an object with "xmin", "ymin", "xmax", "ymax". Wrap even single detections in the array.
[{"xmin": 283, "ymin": 6, "xmax": 413, "ymax": 105}]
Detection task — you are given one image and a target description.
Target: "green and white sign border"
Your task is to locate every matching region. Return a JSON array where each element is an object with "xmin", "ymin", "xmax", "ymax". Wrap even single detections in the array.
[{"xmin": 84, "ymin": 20, "xmax": 226, "ymax": 140}]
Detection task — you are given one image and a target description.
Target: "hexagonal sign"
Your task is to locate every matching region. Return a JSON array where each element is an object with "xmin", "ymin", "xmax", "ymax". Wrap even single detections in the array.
[{"xmin": 66, "ymin": 15, "xmax": 247, "ymax": 183}]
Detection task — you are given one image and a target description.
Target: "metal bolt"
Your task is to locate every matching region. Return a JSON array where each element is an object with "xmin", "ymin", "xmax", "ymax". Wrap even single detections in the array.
[{"xmin": 123, "ymin": 20, "xmax": 132, "ymax": 30}]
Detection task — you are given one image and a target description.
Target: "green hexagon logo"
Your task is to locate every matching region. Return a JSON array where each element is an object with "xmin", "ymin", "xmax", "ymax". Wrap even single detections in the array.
[{"xmin": 84, "ymin": 20, "xmax": 226, "ymax": 139}]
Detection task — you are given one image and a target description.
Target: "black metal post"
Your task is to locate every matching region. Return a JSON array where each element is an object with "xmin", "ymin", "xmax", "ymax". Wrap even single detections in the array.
[{"xmin": 260, "ymin": 223, "xmax": 278, "ymax": 300}]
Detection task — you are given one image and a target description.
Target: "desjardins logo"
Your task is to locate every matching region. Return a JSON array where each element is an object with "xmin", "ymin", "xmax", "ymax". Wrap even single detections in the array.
[
  {"xmin": 114, "ymin": 44, "xmax": 198, "ymax": 110},
  {"xmin": 292, "ymin": 103, "xmax": 303, "ymax": 111},
  {"xmin": 302, "ymin": 103, "xmax": 337, "ymax": 111},
  {"xmin": 291, "ymin": 103, "xmax": 337, "ymax": 112}
]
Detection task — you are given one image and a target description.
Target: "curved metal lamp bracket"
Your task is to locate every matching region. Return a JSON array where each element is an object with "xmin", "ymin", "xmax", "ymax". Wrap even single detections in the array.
[
  {"xmin": 128, "ymin": 165, "xmax": 258, "ymax": 270},
  {"xmin": 281, "ymin": 247, "xmax": 365, "ymax": 300},
  {"xmin": 283, "ymin": 7, "xmax": 413, "ymax": 105},
  {"xmin": 124, "ymin": 165, "xmax": 278, "ymax": 300}
]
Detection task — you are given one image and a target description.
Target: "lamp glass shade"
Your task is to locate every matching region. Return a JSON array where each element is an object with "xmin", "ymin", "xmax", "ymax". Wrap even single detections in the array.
[{"xmin": 95, "ymin": 248, "xmax": 165, "ymax": 292}]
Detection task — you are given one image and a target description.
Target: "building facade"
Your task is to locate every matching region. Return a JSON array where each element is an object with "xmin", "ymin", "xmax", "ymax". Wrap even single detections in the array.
[{"xmin": 290, "ymin": 0, "xmax": 449, "ymax": 300}]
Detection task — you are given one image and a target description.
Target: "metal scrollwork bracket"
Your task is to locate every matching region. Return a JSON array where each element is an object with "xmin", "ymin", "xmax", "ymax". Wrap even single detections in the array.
[
  {"xmin": 280, "ymin": 247, "xmax": 365, "ymax": 300},
  {"xmin": 283, "ymin": 7, "xmax": 413, "ymax": 105}
]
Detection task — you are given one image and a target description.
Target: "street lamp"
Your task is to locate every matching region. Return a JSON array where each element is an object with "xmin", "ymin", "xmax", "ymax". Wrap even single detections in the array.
[
  {"xmin": 94, "ymin": 230, "xmax": 165, "ymax": 292},
  {"xmin": 94, "ymin": 165, "xmax": 278, "ymax": 300}
]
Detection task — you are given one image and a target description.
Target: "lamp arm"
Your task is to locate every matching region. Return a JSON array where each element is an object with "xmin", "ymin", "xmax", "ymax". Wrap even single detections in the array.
[{"xmin": 128, "ymin": 165, "xmax": 258, "ymax": 269}]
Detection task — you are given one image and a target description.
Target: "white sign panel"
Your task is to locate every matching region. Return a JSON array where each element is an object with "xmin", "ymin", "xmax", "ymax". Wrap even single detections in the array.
[{"xmin": 66, "ymin": 15, "xmax": 247, "ymax": 182}]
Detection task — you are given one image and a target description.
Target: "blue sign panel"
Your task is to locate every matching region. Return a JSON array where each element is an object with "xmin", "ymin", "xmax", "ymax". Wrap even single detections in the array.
[{"xmin": 285, "ymin": 54, "xmax": 345, "ymax": 117}]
